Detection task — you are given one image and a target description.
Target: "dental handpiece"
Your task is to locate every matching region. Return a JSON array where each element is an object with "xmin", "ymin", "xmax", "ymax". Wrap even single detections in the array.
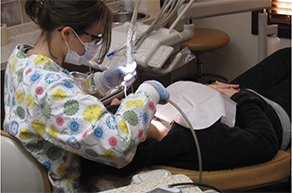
[{"xmin": 121, "ymin": 61, "xmax": 137, "ymax": 87}]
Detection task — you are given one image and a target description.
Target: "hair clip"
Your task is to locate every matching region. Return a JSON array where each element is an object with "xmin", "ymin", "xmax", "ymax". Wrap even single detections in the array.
[{"xmin": 36, "ymin": 0, "xmax": 44, "ymax": 7}]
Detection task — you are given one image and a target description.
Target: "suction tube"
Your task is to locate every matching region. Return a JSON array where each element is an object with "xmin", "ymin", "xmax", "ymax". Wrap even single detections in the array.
[{"xmin": 166, "ymin": 98, "xmax": 203, "ymax": 183}]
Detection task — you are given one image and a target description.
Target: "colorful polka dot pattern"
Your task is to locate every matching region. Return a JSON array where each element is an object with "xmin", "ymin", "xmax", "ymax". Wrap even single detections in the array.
[{"xmin": 3, "ymin": 44, "xmax": 157, "ymax": 193}]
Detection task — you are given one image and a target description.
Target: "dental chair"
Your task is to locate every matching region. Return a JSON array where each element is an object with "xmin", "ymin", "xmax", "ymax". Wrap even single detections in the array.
[
  {"xmin": 151, "ymin": 147, "xmax": 291, "ymax": 192},
  {"xmin": 1, "ymin": 124, "xmax": 290, "ymax": 192},
  {"xmin": 1, "ymin": 130, "xmax": 52, "ymax": 192}
]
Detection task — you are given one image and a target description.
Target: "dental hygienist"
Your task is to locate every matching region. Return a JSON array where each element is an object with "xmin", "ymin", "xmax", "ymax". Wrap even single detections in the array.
[{"xmin": 3, "ymin": 0, "xmax": 169, "ymax": 192}]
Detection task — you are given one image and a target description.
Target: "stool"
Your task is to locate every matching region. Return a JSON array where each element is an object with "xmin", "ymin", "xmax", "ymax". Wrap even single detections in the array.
[{"xmin": 178, "ymin": 28, "xmax": 230, "ymax": 84}]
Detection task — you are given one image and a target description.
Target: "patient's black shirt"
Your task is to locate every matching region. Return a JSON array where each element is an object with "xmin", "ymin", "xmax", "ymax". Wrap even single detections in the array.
[{"xmin": 81, "ymin": 90, "xmax": 282, "ymax": 178}]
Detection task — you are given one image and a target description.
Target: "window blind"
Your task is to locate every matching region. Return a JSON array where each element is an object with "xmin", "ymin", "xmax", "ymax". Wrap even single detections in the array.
[
  {"xmin": 252, "ymin": 0, "xmax": 291, "ymax": 39},
  {"xmin": 270, "ymin": 0, "xmax": 292, "ymax": 24}
]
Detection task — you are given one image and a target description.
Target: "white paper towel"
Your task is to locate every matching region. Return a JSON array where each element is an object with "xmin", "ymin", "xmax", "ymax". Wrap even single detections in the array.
[{"xmin": 155, "ymin": 81, "xmax": 237, "ymax": 130}]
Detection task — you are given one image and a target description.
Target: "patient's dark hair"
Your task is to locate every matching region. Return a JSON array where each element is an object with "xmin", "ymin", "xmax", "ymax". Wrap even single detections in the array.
[{"xmin": 25, "ymin": 0, "xmax": 112, "ymax": 63}]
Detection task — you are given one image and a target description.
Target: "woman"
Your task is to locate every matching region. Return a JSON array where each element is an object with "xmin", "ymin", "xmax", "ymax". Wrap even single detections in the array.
[
  {"xmin": 81, "ymin": 47, "xmax": 291, "ymax": 191},
  {"xmin": 3, "ymin": 0, "xmax": 169, "ymax": 192}
]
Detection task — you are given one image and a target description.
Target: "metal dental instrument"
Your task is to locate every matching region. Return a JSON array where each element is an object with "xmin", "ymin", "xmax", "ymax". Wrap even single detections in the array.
[{"xmin": 121, "ymin": 0, "xmax": 141, "ymax": 97}]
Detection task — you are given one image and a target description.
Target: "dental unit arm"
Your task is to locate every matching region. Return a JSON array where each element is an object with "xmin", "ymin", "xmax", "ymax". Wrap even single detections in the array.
[
  {"xmin": 72, "ymin": 0, "xmax": 271, "ymax": 105},
  {"xmin": 88, "ymin": 0, "xmax": 195, "ymax": 75},
  {"xmin": 88, "ymin": 0, "xmax": 271, "ymax": 75}
]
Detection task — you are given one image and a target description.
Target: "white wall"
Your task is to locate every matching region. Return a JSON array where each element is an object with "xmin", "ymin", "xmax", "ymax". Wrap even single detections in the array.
[
  {"xmin": 139, "ymin": 0, "xmax": 148, "ymax": 11},
  {"xmin": 177, "ymin": 12, "xmax": 291, "ymax": 82}
]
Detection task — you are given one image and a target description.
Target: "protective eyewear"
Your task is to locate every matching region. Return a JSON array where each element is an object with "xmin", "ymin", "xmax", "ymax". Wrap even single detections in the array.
[
  {"xmin": 58, "ymin": 27, "xmax": 103, "ymax": 45},
  {"xmin": 83, "ymin": 31, "xmax": 103, "ymax": 45}
]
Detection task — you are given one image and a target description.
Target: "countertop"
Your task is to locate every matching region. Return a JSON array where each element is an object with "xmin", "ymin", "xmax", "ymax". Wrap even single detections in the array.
[{"xmin": 102, "ymin": 174, "xmax": 202, "ymax": 193}]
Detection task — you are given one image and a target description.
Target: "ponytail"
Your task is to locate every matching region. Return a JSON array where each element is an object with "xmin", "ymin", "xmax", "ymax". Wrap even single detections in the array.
[{"xmin": 25, "ymin": 0, "xmax": 40, "ymax": 25}]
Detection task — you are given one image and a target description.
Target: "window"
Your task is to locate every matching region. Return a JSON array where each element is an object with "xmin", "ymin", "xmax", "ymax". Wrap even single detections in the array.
[{"xmin": 252, "ymin": 0, "xmax": 291, "ymax": 39}]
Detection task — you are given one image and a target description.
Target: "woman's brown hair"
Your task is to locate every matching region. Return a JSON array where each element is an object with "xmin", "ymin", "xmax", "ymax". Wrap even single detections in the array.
[{"xmin": 25, "ymin": 0, "xmax": 112, "ymax": 63}]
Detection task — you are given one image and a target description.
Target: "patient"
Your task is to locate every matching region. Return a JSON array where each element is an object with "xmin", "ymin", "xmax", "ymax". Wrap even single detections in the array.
[{"xmin": 81, "ymin": 47, "xmax": 291, "ymax": 188}]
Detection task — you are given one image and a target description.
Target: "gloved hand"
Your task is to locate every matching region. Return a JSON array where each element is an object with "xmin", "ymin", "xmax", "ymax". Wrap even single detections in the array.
[
  {"xmin": 103, "ymin": 62, "xmax": 136, "ymax": 88},
  {"xmin": 144, "ymin": 80, "xmax": 169, "ymax": 104}
]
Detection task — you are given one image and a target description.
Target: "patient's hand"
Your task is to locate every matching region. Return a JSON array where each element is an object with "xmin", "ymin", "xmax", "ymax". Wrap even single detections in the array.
[
  {"xmin": 110, "ymin": 98, "xmax": 124, "ymax": 105},
  {"xmin": 208, "ymin": 81, "xmax": 240, "ymax": 90},
  {"xmin": 208, "ymin": 81, "xmax": 240, "ymax": 98}
]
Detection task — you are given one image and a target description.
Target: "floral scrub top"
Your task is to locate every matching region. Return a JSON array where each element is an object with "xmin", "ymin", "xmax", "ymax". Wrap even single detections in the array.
[{"xmin": 4, "ymin": 44, "xmax": 160, "ymax": 193}]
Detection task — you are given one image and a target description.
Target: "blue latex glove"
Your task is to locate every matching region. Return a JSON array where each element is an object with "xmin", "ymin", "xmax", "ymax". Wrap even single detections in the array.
[
  {"xmin": 144, "ymin": 80, "xmax": 169, "ymax": 104},
  {"xmin": 103, "ymin": 62, "xmax": 136, "ymax": 88}
]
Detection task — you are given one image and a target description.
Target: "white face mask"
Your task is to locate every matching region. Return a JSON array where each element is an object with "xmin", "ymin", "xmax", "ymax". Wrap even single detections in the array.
[{"xmin": 64, "ymin": 30, "xmax": 101, "ymax": 66}]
